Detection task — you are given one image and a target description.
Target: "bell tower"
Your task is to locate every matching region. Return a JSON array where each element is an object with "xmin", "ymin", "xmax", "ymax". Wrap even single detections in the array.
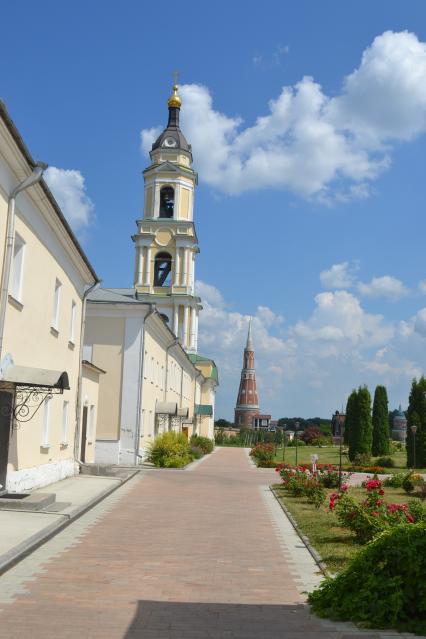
[
  {"xmin": 133, "ymin": 81, "xmax": 201, "ymax": 352},
  {"xmin": 234, "ymin": 320, "xmax": 260, "ymax": 428}
]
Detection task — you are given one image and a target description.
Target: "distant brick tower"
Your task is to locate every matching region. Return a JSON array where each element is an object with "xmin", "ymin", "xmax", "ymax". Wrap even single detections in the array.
[{"xmin": 234, "ymin": 319, "xmax": 260, "ymax": 428}]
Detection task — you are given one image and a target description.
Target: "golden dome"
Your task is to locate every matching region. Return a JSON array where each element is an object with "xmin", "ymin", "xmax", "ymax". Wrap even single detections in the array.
[{"xmin": 168, "ymin": 84, "xmax": 182, "ymax": 109}]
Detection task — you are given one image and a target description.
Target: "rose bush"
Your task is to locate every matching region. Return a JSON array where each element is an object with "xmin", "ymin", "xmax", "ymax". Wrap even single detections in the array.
[{"xmin": 330, "ymin": 479, "xmax": 425, "ymax": 543}]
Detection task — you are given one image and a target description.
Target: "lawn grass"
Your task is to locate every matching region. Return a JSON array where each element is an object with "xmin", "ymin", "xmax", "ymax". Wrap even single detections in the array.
[
  {"xmin": 272, "ymin": 445, "xmax": 426, "ymax": 473},
  {"xmin": 273, "ymin": 484, "xmax": 417, "ymax": 574}
]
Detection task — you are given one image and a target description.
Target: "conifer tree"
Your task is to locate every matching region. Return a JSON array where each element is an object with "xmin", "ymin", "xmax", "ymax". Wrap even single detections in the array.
[
  {"xmin": 346, "ymin": 390, "xmax": 358, "ymax": 460},
  {"xmin": 372, "ymin": 385, "xmax": 389, "ymax": 456},
  {"xmin": 349, "ymin": 386, "xmax": 372, "ymax": 461},
  {"xmin": 406, "ymin": 377, "xmax": 426, "ymax": 468}
]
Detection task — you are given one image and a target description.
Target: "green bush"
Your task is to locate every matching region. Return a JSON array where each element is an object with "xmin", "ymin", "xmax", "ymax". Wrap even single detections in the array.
[
  {"xmin": 147, "ymin": 432, "xmax": 192, "ymax": 468},
  {"xmin": 308, "ymin": 524, "xmax": 426, "ymax": 633},
  {"xmin": 250, "ymin": 443, "xmax": 275, "ymax": 463},
  {"xmin": 190, "ymin": 435, "xmax": 214, "ymax": 454},
  {"xmin": 256, "ymin": 459, "xmax": 281, "ymax": 468},
  {"xmin": 375, "ymin": 456, "xmax": 395, "ymax": 468},
  {"xmin": 383, "ymin": 473, "xmax": 406, "ymax": 488},
  {"xmin": 287, "ymin": 439, "xmax": 306, "ymax": 447},
  {"xmin": 190, "ymin": 445, "xmax": 204, "ymax": 459}
]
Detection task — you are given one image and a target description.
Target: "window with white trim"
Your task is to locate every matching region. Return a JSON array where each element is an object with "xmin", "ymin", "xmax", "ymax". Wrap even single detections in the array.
[
  {"xmin": 69, "ymin": 300, "xmax": 76, "ymax": 343},
  {"xmin": 61, "ymin": 400, "xmax": 69, "ymax": 445},
  {"xmin": 51, "ymin": 278, "xmax": 62, "ymax": 331},
  {"xmin": 42, "ymin": 396, "xmax": 52, "ymax": 447},
  {"xmin": 11, "ymin": 233, "xmax": 25, "ymax": 302}
]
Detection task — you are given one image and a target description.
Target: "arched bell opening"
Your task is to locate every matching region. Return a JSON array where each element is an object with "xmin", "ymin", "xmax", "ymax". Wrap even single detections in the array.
[
  {"xmin": 159, "ymin": 186, "xmax": 174, "ymax": 218},
  {"xmin": 154, "ymin": 252, "xmax": 172, "ymax": 287}
]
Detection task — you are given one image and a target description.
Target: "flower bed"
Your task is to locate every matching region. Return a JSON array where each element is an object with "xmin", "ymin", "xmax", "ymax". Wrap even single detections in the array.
[
  {"xmin": 329, "ymin": 478, "xmax": 425, "ymax": 543},
  {"xmin": 275, "ymin": 463, "xmax": 351, "ymax": 509}
]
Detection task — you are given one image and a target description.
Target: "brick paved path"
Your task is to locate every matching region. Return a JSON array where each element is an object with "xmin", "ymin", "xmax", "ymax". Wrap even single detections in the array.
[{"xmin": 0, "ymin": 448, "xmax": 396, "ymax": 638}]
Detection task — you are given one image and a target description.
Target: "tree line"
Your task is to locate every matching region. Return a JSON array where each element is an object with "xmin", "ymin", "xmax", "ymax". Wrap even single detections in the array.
[{"xmin": 345, "ymin": 378, "xmax": 426, "ymax": 467}]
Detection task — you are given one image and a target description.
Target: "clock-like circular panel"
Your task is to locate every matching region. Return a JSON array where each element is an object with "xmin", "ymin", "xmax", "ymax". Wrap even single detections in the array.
[{"xmin": 163, "ymin": 136, "xmax": 177, "ymax": 148}]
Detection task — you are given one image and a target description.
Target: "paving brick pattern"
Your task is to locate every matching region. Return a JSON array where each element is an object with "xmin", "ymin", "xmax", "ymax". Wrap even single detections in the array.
[{"xmin": 0, "ymin": 448, "xmax": 418, "ymax": 638}]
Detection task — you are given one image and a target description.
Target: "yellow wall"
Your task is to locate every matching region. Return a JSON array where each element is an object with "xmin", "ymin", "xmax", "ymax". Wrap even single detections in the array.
[
  {"xmin": 81, "ymin": 365, "xmax": 102, "ymax": 463},
  {"xmin": 2, "ymin": 202, "xmax": 85, "ymax": 473},
  {"xmin": 84, "ymin": 316, "xmax": 125, "ymax": 440}
]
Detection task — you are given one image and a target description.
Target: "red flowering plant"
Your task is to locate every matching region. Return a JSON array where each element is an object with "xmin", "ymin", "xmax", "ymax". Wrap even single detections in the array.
[
  {"xmin": 332, "ymin": 478, "xmax": 423, "ymax": 543},
  {"xmin": 250, "ymin": 443, "xmax": 275, "ymax": 464},
  {"xmin": 276, "ymin": 463, "xmax": 328, "ymax": 507}
]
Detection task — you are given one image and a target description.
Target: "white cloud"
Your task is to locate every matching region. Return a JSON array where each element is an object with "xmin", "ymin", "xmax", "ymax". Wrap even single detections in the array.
[
  {"xmin": 291, "ymin": 291, "xmax": 394, "ymax": 349},
  {"xmin": 253, "ymin": 44, "xmax": 289, "ymax": 69},
  {"xmin": 414, "ymin": 308, "xmax": 426, "ymax": 336},
  {"xmin": 196, "ymin": 280, "xmax": 426, "ymax": 420},
  {"xmin": 44, "ymin": 167, "xmax": 94, "ymax": 232},
  {"xmin": 195, "ymin": 281, "xmax": 225, "ymax": 308},
  {"xmin": 320, "ymin": 261, "xmax": 358, "ymax": 289},
  {"xmin": 418, "ymin": 280, "xmax": 426, "ymax": 294},
  {"xmin": 141, "ymin": 31, "xmax": 426, "ymax": 200},
  {"xmin": 357, "ymin": 275, "xmax": 408, "ymax": 300}
]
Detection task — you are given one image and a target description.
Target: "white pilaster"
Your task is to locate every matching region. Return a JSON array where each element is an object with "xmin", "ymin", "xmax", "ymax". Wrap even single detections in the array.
[
  {"xmin": 173, "ymin": 304, "xmax": 179, "ymax": 336},
  {"xmin": 191, "ymin": 252, "xmax": 196, "ymax": 293},
  {"xmin": 194, "ymin": 310, "xmax": 199, "ymax": 352},
  {"xmin": 137, "ymin": 246, "xmax": 144, "ymax": 285},
  {"xmin": 189, "ymin": 307, "xmax": 196, "ymax": 351},
  {"xmin": 182, "ymin": 248, "xmax": 188, "ymax": 287},
  {"xmin": 174, "ymin": 249, "xmax": 180, "ymax": 286},
  {"xmin": 144, "ymin": 245, "xmax": 152, "ymax": 286},
  {"xmin": 174, "ymin": 183, "xmax": 181, "ymax": 219},
  {"xmin": 182, "ymin": 305, "xmax": 189, "ymax": 349}
]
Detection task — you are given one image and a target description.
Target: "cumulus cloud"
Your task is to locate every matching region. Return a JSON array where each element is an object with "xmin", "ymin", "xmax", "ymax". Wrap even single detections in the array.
[
  {"xmin": 414, "ymin": 308, "xmax": 426, "ymax": 336},
  {"xmin": 357, "ymin": 275, "xmax": 408, "ymax": 300},
  {"xmin": 44, "ymin": 167, "xmax": 95, "ymax": 233},
  {"xmin": 141, "ymin": 31, "xmax": 426, "ymax": 201},
  {"xmin": 320, "ymin": 261, "xmax": 358, "ymax": 289},
  {"xmin": 196, "ymin": 280, "xmax": 423, "ymax": 420},
  {"xmin": 291, "ymin": 291, "xmax": 394, "ymax": 349}
]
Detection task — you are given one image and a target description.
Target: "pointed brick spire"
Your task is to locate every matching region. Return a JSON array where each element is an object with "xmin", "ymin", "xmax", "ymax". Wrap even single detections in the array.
[{"xmin": 234, "ymin": 319, "xmax": 260, "ymax": 428}]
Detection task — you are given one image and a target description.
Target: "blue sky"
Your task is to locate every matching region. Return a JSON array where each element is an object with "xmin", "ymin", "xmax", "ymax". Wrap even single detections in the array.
[{"xmin": 3, "ymin": 1, "xmax": 426, "ymax": 420}]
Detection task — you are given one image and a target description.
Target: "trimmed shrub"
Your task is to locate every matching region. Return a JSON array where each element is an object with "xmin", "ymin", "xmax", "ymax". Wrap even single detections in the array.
[
  {"xmin": 190, "ymin": 445, "xmax": 204, "ymax": 460},
  {"xmin": 250, "ymin": 443, "xmax": 275, "ymax": 463},
  {"xmin": 308, "ymin": 524, "xmax": 426, "ymax": 633},
  {"xmin": 383, "ymin": 473, "xmax": 406, "ymax": 488},
  {"xmin": 190, "ymin": 435, "xmax": 214, "ymax": 454},
  {"xmin": 287, "ymin": 438, "xmax": 306, "ymax": 447},
  {"xmin": 375, "ymin": 456, "xmax": 395, "ymax": 468},
  {"xmin": 147, "ymin": 432, "xmax": 192, "ymax": 468},
  {"xmin": 256, "ymin": 459, "xmax": 282, "ymax": 468}
]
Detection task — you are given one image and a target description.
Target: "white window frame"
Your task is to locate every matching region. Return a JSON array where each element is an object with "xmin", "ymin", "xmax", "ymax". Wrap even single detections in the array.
[
  {"xmin": 51, "ymin": 278, "xmax": 62, "ymax": 331},
  {"xmin": 42, "ymin": 396, "xmax": 52, "ymax": 448},
  {"xmin": 11, "ymin": 233, "xmax": 25, "ymax": 303},
  {"xmin": 69, "ymin": 300, "xmax": 76, "ymax": 343},
  {"xmin": 61, "ymin": 400, "xmax": 69, "ymax": 445}
]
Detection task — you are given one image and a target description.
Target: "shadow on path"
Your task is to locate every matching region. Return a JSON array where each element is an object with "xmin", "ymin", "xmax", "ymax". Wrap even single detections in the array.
[{"xmin": 123, "ymin": 599, "xmax": 357, "ymax": 639}]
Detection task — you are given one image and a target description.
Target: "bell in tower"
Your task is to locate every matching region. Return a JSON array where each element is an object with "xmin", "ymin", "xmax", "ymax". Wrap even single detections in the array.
[{"xmin": 132, "ymin": 81, "xmax": 201, "ymax": 353}]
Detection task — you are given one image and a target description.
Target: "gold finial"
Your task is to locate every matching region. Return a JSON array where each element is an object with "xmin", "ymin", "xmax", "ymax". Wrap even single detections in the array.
[{"xmin": 168, "ymin": 70, "xmax": 182, "ymax": 108}]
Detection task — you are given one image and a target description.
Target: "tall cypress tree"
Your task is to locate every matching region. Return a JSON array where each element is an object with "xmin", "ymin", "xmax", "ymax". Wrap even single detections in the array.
[
  {"xmin": 406, "ymin": 377, "xmax": 426, "ymax": 468},
  {"xmin": 346, "ymin": 390, "xmax": 358, "ymax": 461},
  {"xmin": 372, "ymin": 385, "xmax": 389, "ymax": 456},
  {"xmin": 351, "ymin": 386, "xmax": 372, "ymax": 461}
]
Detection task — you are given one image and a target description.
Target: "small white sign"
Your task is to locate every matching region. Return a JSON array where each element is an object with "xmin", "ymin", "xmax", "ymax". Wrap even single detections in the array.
[{"xmin": 311, "ymin": 454, "xmax": 319, "ymax": 472}]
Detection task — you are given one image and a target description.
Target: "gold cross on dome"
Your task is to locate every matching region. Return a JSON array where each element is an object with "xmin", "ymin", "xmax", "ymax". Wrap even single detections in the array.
[{"xmin": 172, "ymin": 70, "xmax": 180, "ymax": 86}]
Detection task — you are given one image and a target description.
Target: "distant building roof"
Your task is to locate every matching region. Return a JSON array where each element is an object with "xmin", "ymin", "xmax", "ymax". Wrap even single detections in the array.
[{"xmin": 88, "ymin": 288, "xmax": 143, "ymax": 304}]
